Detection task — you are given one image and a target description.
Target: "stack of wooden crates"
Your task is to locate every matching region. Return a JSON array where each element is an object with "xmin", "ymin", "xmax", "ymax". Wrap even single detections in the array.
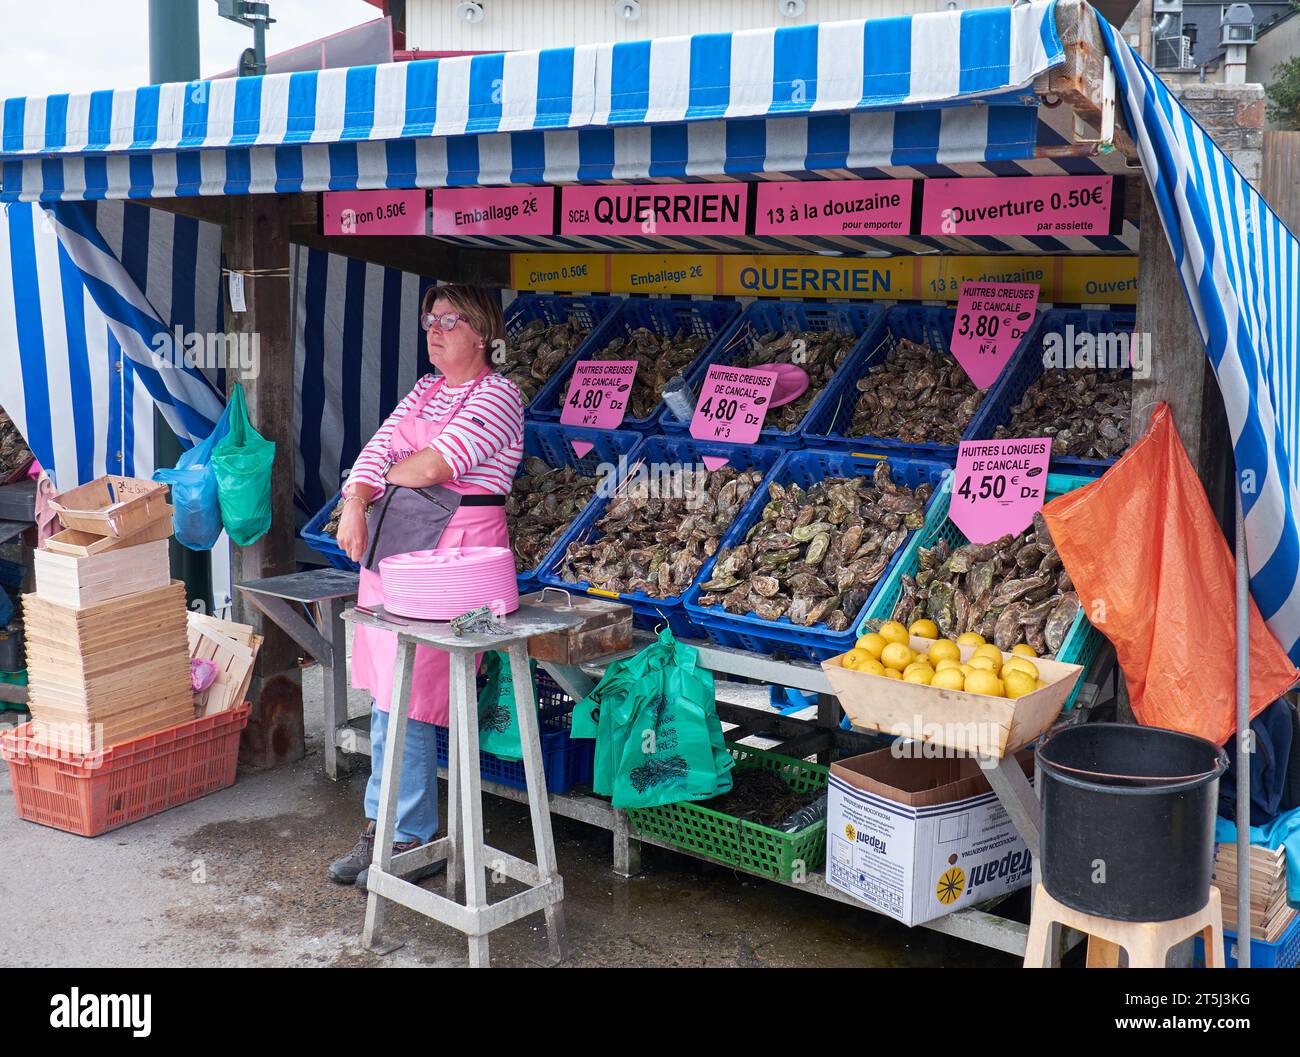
[
  {"xmin": 24, "ymin": 476, "xmax": 194, "ymax": 754},
  {"xmin": 1212, "ymin": 842, "xmax": 1295, "ymax": 945}
]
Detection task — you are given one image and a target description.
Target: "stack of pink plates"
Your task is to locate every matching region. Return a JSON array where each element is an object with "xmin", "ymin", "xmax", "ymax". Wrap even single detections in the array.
[{"xmin": 378, "ymin": 546, "xmax": 519, "ymax": 621}]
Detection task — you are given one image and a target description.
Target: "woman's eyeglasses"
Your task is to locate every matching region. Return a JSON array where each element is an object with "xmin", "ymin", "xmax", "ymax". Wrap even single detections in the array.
[{"xmin": 420, "ymin": 311, "xmax": 469, "ymax": 333}]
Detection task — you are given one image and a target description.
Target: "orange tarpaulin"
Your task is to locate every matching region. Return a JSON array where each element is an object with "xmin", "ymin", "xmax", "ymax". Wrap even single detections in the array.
[{"xmin": 1041, "ymin": 403, "xmax": 1298, "ymax": 745}]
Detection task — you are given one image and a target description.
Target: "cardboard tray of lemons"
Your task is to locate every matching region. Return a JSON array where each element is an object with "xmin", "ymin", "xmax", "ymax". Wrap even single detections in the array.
[{"xmin": 821, "ymin": 618, "xmax": 1083, "ymax": 759}]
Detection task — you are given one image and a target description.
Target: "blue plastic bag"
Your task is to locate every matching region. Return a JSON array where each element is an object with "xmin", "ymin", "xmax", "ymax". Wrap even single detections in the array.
[{"xmin": 152, "ymin": 401, "xmax": 233, "ymax": 551}]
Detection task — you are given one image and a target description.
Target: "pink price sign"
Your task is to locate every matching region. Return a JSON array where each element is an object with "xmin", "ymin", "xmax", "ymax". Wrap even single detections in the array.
[
  {"xmin": 950, "ymin": 281, "xmax": 1040, "ymax": 390},
  {"xmin": 560, "ymin": 361, "xmax": 639, "ymax": 454},
  {"xmin": 755, "ymin": 180, "xmax": 913, "ymax": 236},
  {"xmin": 561, "ymin": 185, "xmax": 747, "ymax": 236},
  {"xmin": 689, "ymin": 365, "xmax": 776, "ymax": 469},
  {"xmin": 431, "ymin": 187, "xmax": 554, "ymax": 236},
  {"xmin": 920, "ymin": 175, "xmax": 1117, "ymax": 236},
  {"xmin": 322, "ymin": 190, "xmax": 427, "ymax": 236},
  {"xmin": 950, "ymin": 438, "xmax": 1052, "ymax": 545}
]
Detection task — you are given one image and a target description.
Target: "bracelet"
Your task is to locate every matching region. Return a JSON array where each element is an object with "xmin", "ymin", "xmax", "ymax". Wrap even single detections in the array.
[{"xmin": 343, "ymin": 495, "xmax": 371, "ymax": 512}]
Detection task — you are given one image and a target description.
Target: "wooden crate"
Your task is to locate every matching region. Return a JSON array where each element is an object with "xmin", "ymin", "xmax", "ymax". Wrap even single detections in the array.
[
  {"xmin": 22, "ymin": 580, "xmax": 194, "ymax": 751},
  {"xmin": 822, "ymin": 636, "xmax": 1083, "ymax": 759},
  {"xmin": 48, "ymin": 475, "xmax": 168, "ymax": 538},
  {"xmin": 33, "ymin": 538, "xmax": 171, "ymax": 609},
  {"xmin": 1212, "ymin": 842, "xmax": 1294, "ymax": 941},
  {"xmin": 42, "ymin": 507, "xmax": 173, "ymax": 557},
  {"xmin": 188, "ymin": 612, "xmax": 262, "ymax": 718}
]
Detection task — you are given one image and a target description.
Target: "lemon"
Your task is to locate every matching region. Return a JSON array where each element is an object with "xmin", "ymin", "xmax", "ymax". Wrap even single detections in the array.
[
  {"xmin": 882, "ymin": 668, "xmax": 903, "ymax": 680},
  {"xmin": 858, "ymin": 657, "xmax": 887, "ymax": 677},
  {"xmin": 904, "ymin": 662, "xmax": 935, "ymax": 680},
  {"xmin": 959, "ymin": 663, "xmax": 975, "ymax": 677},
  {"xmin": 880, "ymin": 642, "xmax": 915, "ymax": 671},
  {"xmin": 927, "ymin": 639, "xmax": 961, "ymax": 665},
  {"xmin": 908, "ymin": 618, "xmax": 939, "ymax": 640},
  {"xmin": 1011, "ymin": 643, "xmax": 1038, "ymax": 658},
  {"xmin": 1036, "ymin": 679, "xmax": 1048, "ymax": 690},
  {"xmin": 957, "ymin": 632, "xmax": 987, "ymax": 647},
  {"xmin": 1003, "ymin": 670, "xmax": 1038, "ymax": 699},
  {"xmin": 879, "ymin": 621, "xmax": 910, "ymax": 646},
  {"xmin": 931, "ymin": 668, "xmax": 966, "ymax": 691},
  {"xmin": 935, "ymin": 658, "xmax": 963, "ymax": 673},
  {"xmin": 968, "ymin": 654, "xmax": 1001, "ymax": 674},
  {"xmin": 1002, "ymin": 657, "xmax": 1039, "ymax": 680},
  {"xmin": 972, "ymin": 644, "xmax": 1005, "ymax": 666},
  {"xmin": 856, "ymin": 632, "xmax": 888, "ymax": 659},
  {"xmin": 903, "ymin": 667, "xmax": 933, "ymax": 685},
  {"xmin": 841, "ymin": 648, "xmax": 870, "ymax": 670},
  {"xmin": 963, "ymin": 669, "xmax": 1003, "ymax": 697}
]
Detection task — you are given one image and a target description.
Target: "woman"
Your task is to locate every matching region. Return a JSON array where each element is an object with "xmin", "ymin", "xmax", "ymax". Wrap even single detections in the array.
[{"xmin": 328, "ymin": 284, "xmax": 525, "ymax": 888}]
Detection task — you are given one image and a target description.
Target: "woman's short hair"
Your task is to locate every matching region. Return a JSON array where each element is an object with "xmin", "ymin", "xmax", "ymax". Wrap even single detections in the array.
[{"xmin": 422, "ymin": 284, "xmax": 506, "ymax": 351}]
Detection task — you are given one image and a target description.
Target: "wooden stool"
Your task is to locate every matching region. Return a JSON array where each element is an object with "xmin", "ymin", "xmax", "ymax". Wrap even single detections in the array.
[
  {"xmin": 1024, "ymin": 883, "xmax": 1224, "ymax": 968},
  {"xmin": 344, "ymin": 604, "xmax": 584, "ymax": 968}
]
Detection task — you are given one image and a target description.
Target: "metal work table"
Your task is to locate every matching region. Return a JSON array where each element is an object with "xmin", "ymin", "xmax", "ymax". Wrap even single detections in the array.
[
  {"xmin": 343, "ymin": 602, "xmax": 585, "ymax": 968},
  {"xmin": 237, "ymin": 569, "xmax": 359, "ymax": 779},
  {"xmin": 240, "ymin": 570, "xmax": 1097, "ymax": 959}
]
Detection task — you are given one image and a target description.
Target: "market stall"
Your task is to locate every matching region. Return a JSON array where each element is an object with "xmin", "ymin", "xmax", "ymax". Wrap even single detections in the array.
[{"xmin": 2, "ymin": 0, "xmax": 1298, "ymax": 965}]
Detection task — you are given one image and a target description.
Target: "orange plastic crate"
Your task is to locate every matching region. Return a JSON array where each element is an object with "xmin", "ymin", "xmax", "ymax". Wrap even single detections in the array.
[{"xmin": 0, "ymin": 704, "xmax": 250, "ymax": 836}]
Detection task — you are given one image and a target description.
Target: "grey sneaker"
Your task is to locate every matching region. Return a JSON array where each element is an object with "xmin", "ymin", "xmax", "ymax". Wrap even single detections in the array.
[
  {"xmin": 327, "ymin": 822, "xmax": 377, "ymax": 885},
  {"xmin": 357, "ymin": 837, "xmax": 447, "ymax": 892}
]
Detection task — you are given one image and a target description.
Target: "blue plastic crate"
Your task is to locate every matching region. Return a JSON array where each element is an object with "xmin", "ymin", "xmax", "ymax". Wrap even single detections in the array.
[
  {"xmin": 802, "ymin": 304, "xmax": 1045, "ymax": 462},
  {"xmin": 1194, "ymin": 910, "xmax": 1300, "ymax": 968},
  {"xmin": 434, "ymin": 671, "xmax": 594, "ymax": 795},
  {"xmin": 659, "ymin": 300, "xmax": 885, "ymax": 445},
  {"xmin": 301, "ymin": 491, "xmax": 358, "ymax": 571},
  {"xmin": 538, "ymin": 435, "xmax": 783, "ymax": 636},
  {"xmin": 862, "ymin": 471, "xmax": 1100, "ymax": 710},
  {"xmin": 683, "ymin": 449, "xmax": 951, "ymax": 662},
  {"xmin": 504, "ymin": 293, "xmax": 626, "ymax": 418},
  {"xmin": 970, "ymin": 307, "xmax": 1136, "ymax": 477},
  {"xmin": 514, "ymin": 422, "xmax": 643, "ymax": 584},
  {"xmin": 530, "ymin": 296, "xmax": 743, "ymax": 430}
]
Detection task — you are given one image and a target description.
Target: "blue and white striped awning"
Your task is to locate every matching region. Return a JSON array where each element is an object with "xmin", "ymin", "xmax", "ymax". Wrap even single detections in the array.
[
  {"xmin": 0, "ymin": 200, "xmax": 222, "ymax": 489},
  {"xmin": 0, "ymin": 1, "xmax": 1073, "ymax": 202},
  {"xmin": 1096, "ymin": 20, "xmax": 1300, "ymax": 664}
]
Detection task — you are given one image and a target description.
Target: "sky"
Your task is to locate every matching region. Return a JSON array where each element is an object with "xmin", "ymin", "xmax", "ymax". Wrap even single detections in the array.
[{"xmin": 0, "ymin": 0, "xmax": 379, "ymax": 98}]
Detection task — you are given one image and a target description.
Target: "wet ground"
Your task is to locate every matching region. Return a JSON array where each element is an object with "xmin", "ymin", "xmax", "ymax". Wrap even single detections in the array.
[{"xmin": 0, "ymin": 662, "xmax": 1019, "ymax": 969}]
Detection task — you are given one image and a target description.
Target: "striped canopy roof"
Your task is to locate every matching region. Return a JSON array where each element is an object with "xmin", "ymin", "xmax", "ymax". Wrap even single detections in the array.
[{"xmin": 0, "ymin": 1, "xmax": 1078, "ymax": 203}]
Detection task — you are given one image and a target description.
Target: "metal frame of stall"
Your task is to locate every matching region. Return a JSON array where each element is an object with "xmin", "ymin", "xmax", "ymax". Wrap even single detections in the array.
[{"xmin": 1, "ymin": 0, "xmax": 1260, "ymax": 963}]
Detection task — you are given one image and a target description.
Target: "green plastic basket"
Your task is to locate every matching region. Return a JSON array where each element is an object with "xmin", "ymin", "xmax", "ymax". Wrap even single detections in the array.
[
  {"xmin": 625, "ymin": 744, "xmax": 828, "ymax": 882},
  {"xmin": 861, "ymin": 472, "xmax": 1101, "ymax": 711}
]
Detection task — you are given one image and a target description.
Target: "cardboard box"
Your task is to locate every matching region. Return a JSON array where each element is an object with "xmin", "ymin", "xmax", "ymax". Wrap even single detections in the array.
[{"xmin": 825, "ymin": 747, "xmax": 1033, "ymax": 926}]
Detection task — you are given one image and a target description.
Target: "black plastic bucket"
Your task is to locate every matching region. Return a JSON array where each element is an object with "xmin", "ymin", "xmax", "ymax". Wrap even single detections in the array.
[{"xmin": 1036, "ymin": 723, "xmax": 1228, "ymax": 922}]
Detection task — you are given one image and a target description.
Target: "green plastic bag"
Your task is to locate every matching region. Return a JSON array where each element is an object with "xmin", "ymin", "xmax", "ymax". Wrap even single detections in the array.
[
  {"xmin": 571, "ymin": 628, "xmax": 733, "ymax": 809},
  {"xmin": 211, "ymin": 382, "xmax": 275, "ymax": 546},
  {"xmin": 476, "ymin": 651, "xmax": 539, "ymax": 761}
]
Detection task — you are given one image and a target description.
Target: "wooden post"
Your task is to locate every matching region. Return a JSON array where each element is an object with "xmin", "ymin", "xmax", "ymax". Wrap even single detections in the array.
[{"xmin": 222, "ymin": 195, "xmax": 305, "ymax": 769}]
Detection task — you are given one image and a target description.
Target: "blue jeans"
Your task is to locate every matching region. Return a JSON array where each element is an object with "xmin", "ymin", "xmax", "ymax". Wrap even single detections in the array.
[{"xmin": 364, "ymin": 704, "xmax": 440, "ymax": 844}]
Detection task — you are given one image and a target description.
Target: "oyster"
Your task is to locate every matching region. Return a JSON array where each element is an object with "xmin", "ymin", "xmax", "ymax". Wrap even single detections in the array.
[
  {"xmin": 582, "ymin": 326, "xmax": 711, "ymax": 420},
  {"xmin": 994, "ymin": 367, "xmax": 1131, "ymax": 459},
  {"xmin": 879, "ymin": 517, "xmax": 1078, "ymax": 658},
  {"xmin": 697, "ymin": 461, "xmax": 933, "ymax": 630},
  {"xmin": 721, "ymin": 326, "xmax": 859, "ymax": 432},
  {"xmin": 845, "ymin": 336, "xmax": 983, "ymax": 445},
  {"xmin": 557, "ymin": 464, "xmax": 764, "ymax": 598},
  {"xmin": 506, "ymin": 458, "xmax": 601, "ymax": 574},
  {"xmin": 0, "ymin": 409, "xmax": 33, "ymax": 480}
]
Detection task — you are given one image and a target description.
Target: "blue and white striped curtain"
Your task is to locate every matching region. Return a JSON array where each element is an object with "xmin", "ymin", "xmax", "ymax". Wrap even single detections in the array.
[
  {"xmin": 0, "ymin": 200, "xmax": 223, "ymax": 489},
  {"xmin": 1098, "ymin": 22, "xmax": 1300, "ymax": 663}
]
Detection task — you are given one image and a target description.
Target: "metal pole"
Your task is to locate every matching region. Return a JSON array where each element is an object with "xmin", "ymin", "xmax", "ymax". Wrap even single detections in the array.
[
  {"xmin": 148, "ymin": 0, "xmax": 200, "ymax": 84},
  {"xmin": 1235, "ymin": 493, "xmax": 1251, "ymax": 967}
]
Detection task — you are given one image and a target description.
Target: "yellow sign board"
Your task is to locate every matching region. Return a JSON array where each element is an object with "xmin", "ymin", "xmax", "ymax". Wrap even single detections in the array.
[
  {"xmin": 718, "ymin": 255, "xmax": 915, "ymax": 300},
  {"xmin": 509, "ymin": 252, "xmax": 1138, "ymax": 305},
  {"xmin": 610, "ymin": 255, "xmax": 716, "ymax": 295},
  {"xmin": 510, "ymin": 254, "xmax": 607, "ymax": 293}
]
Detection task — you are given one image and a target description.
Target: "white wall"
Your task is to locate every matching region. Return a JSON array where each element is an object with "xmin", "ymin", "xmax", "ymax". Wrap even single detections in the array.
[{"xmin": 406, "ymin": 0, "xmax": 1005, "ymax": 51}]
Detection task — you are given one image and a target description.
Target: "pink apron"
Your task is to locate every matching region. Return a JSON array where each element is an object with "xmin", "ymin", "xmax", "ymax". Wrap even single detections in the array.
[{"xmin": 351, "ymin": 370, "xmax": 509, "ymax": 726}]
